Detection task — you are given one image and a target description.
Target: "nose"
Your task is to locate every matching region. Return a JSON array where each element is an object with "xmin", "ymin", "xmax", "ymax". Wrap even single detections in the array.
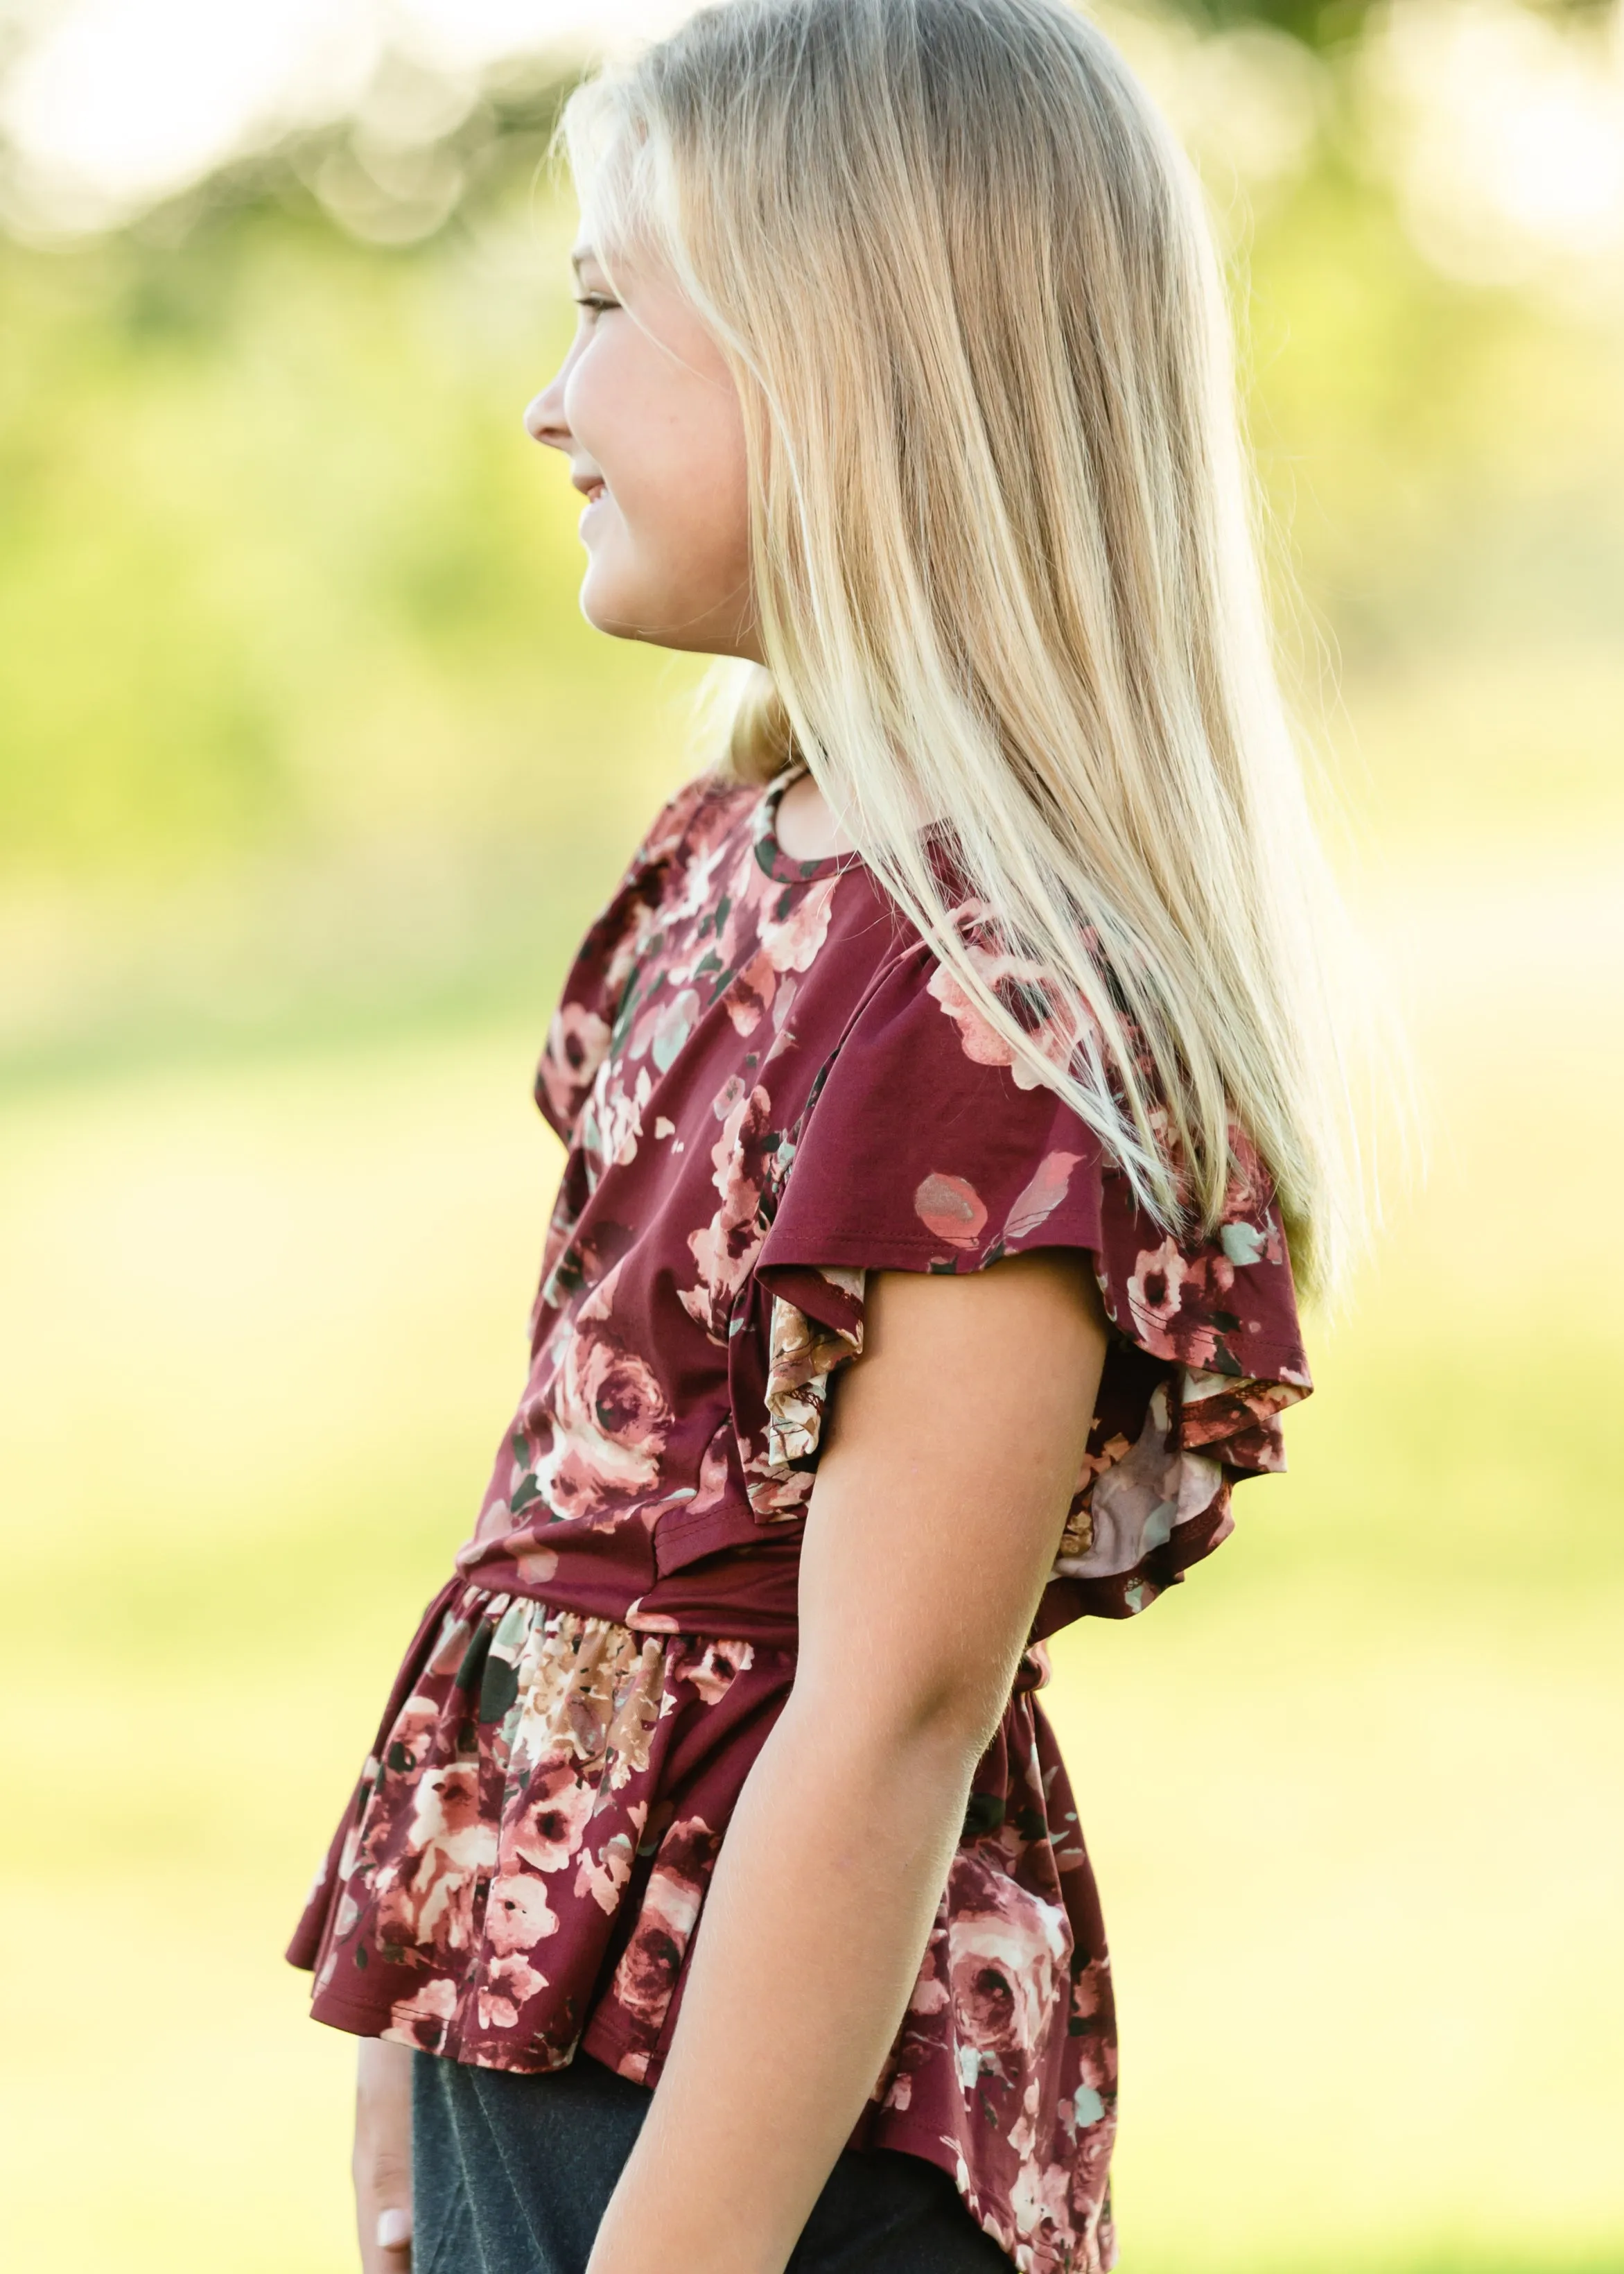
[{"xmin": 525, "ymin": 372, "xmax": 570, "ymax": 451}]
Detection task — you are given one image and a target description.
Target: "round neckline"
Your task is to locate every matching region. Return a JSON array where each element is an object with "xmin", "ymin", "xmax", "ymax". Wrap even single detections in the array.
[{"xmin": 753, "ymin": 765, "xmax": 862, "ymax": 885}]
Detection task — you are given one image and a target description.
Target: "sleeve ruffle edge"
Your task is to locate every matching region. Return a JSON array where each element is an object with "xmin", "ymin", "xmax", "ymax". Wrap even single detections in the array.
[{"xmin": 753, "ymin": 1258, "xmax": 1310, "ymax": 1624}]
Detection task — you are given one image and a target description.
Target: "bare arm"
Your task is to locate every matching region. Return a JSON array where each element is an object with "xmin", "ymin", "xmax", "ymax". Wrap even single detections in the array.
[
  {"xmin": 353, "ymin": 2037, "xmax": 414, "ymax": 2268},
  {"xmin": 586, "ymin": 1249, "xmax": 1109, "ymax": 2274}
]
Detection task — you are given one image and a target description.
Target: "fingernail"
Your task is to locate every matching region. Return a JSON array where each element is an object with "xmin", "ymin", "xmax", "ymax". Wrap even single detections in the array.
[{"xmin": 377, "ymin": 2205, "xmax": 412, "ymax": 2250}]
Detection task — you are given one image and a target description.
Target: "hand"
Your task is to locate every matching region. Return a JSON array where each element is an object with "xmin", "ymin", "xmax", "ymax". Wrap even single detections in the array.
[{"xmin": 354, "ymin": 2038, "xmax": 414, "ymax": 2271}]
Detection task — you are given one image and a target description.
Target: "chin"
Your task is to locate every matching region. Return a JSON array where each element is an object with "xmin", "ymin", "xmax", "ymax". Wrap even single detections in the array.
[
  {"xmin": 577, "ymin": 546, "xmax": 654, "ymax": 639},
  {"xmin": 577, "ymin": 576, "xmax": 641, "ymax": 642}
]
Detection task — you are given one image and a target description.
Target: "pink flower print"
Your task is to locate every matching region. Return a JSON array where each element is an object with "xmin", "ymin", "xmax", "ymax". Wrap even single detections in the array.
[
  {"xmin": 927, "ymin": 959, "xmax": 1016, "ymax": 1072},
  {"xmin": 684, "ymin": 1639, "xmax": 755, "ymax": 1705},
  {"xmin": 1007, "ymin": 2154, "xmax": 1080, "ymax": 2263},
  {"xmin": 1066, "ymin": 2137, "xmax": 1119, "ymax": 2274},
  {"xmin": 1187, "ymin": 1246, "xmax": 1237, "ymax": 1306},
  {"xmin": 1004, "ymin": 1150, "xmax": 1085, "ymax": 1242},
  {"xmin": 533, "ymin": 1279, "xmax": 672, "ymax": 1520},
  {"xmin": 1073, "ymin": 2027, "xmax": 1115, "ymax": 2098},
  {"xmin": 1126, "ymin": 1244, "xmax": 1238, "ymax": 1370},
  {"xmin": 601, "ymin": 1648, "xmax": 666, "ymax": 1785},
  {"xmin": 484, "ymin": 1872, "xmax": 559, "ymax": 1956},
  {"xmin": 647, "ymin": 986, "xmax": 701, "ymax": 1075},
  {"xmin": 720, "ymin": 874, "xmax": 837, "ymax": 1040},
  {"xmin": 681, "ymin": 1084, "xmax": 776, "ymax": 1339},
  {"xmin": 726, "ymin": 945, "xmax": 778, "ymax": 1036},
  {"xmin": 760, "ymin": 1372, "xmax": 824, "ymax": 1469},
  {"xmin": 505, "ymin": 1617, "xmax": 623, "ymax": 1778},
  {"xmin": 1067, "ymin": 1964, "xmax": 1119, "ymax": 2110},
  {"xmin": 1219, "ymin": 1125, "xmax": 1273, "ymax": 1224},
  {"xmin": 906, "ymin": 1934, "xmax": 952, "ymax": 2019},
  {"xmin": 767, "ymin": 1272, "xmax": 864, "ymax": 1391},
  {"xmin": 588, "ymin": 1061, "xmax": 653, "ymax": 1170},
  {"xmin": 384, "ymin": 1977, "xmax": 458, "ymax": 2051},
  {"xmin": 1125, "ymin": 1238, "xmax": 1187, "ymax": 1345},
  {"xmin": 762, "ymin": 1276, "xmax": 864, "ymax": 1471},
  {"xmin": 608, "ymin": 1816, "xmax": 722, "ymax": 2036},
  {"xmin": 1005, "ymin": 2076, "xmax": 1044, "ymax": 2164},
  {"xmin": 511, "ymin": 1761, "xmax": 596, "ymax": 1873},
  {"xmin": 1067, "ymin": 1383, "xmax": 1225, "ymax": 1581},
  {"xmin": 661, "ymin": 817, "xmax": 732, "ymax": 934},
  {"xmin": 575, "ymin": 1828, "xmax": 639, "ymax": 1916},
  {"xmin": 739, "ymin": 1437, "xmax": 817, "ymax": 1517},
  {"xmin": 944, "ymin": 1855, "xmax": 1069, "ymax": 2067},
  {"xmin": 381, "ymin": 1762, "xmax": 495, "ymax": 1954},
  {"xmin": 466, "ymin": 1493, "xmax": 516, "ymax": 1552},
  {"xmin": 426, "ymin": 1618, "xmax": 474, "ymax": 1680},
  {"xmin": 914, "ymin": 1171, "xmax": 988, "ymax": 1250},
  {"xmin": 582, "ymin": 1335, "xmax": 667, "ymax": 1450},
  {"xmin": 358, "ymin": 1699, "xmax": 442, "ymax": 1873},
  {"xmin": 927, "ymin": 928, "xmax": 1091, "ymax": 1091},
  {"xmin": 477, "ymin": 1949, "xmax": 550, "ymax": 2031},
  {"xmin": 758, "ymin": 874, "xmax": 838, "ymax": 975},
  {"xmin": 762, "ymin": 971, "xmax": 801, "ymax": 1065},
  {"xmin": 685, "ymin": 1427, "xmax": 734, "ymax": 1517},
  {"xmin": 538, "ymin": 1001, "xmax": 611, "ymax": 1129},
  {"xmin": 1178, "ymin": 1370, "xmax": 1301, "ymax": 1470}
]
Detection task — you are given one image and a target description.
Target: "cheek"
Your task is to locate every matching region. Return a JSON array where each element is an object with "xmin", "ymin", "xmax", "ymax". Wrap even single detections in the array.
[
  {"xmin": 572, "ymin": 358, "xmax": 746, "ymax": 569},
  {"xmin": 618, "ymin": 437, "xmax": 744, "ymax": 583},
  {"xmin": 637, "ymin": 424, "xmax": 749, "ymax": 605},
  {"xmin": 562, "ymin": 304, "xmax": 753, "ymax": 649},
  {"xmin": 559, "ymin": 349, "xmax": 618, "ymax": 483}
]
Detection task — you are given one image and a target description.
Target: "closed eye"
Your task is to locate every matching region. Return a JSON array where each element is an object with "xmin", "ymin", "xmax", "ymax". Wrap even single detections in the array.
[{"xmin": 572, "ymin": 293, "xmax": 620, "ymax": 315}]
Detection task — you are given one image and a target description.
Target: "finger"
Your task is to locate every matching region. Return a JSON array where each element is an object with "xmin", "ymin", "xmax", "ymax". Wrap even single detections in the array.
[{"xmin": 377, "ymin": 2203, "xmax": 413, "ymax": 2259}]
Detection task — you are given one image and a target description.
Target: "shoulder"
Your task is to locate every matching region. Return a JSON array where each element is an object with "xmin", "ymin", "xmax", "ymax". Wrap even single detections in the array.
[
  {"xmin": 797, "ymin": 886, "xmax": 1084, "ymax": 1133},
  {"xmin": 769, "ymin": 902, "xmax": 1306, "ymax": 1379},
  {"xmin": 576, "ymin": 767, "xmax": 762, "ymax": 987},
  {"xmin": 628, "ymin": 766, "xmax": 757, "ymax": 882}
]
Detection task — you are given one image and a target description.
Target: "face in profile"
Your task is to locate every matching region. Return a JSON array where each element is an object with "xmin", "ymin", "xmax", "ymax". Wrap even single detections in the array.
[{"xmin": 525, "ymin": 242, "xmax": 760, "ymax": 663}]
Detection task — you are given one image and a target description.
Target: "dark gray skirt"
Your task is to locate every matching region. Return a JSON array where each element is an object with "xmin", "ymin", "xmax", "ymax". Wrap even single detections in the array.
[{"xmin": 411, "ymin": 2049, "xmax": 1015, "ymax": 2273}]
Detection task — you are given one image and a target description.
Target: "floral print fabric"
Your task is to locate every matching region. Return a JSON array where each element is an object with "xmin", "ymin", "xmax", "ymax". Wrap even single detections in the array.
[
  {"xmin": 299, "ymin": 1583, "xmax": 792, "ymax": 2072},
  {"xmin": 289, "ymin": 769, "xmax": 1311, "ymax": 2274}
]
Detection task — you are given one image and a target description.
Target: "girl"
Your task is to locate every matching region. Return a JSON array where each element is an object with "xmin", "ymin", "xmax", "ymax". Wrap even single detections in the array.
[{"xmin": 288, "ymin": 1, "xmax": 1352, "ymax": 2268}]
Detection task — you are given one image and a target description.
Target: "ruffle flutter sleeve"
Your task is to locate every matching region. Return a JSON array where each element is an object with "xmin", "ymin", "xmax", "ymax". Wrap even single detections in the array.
[
  {"xmin": 749, "ymin": 939, "xmax": 1312, "ymax": 1624},
  {"xmin": 534, "ymin": 773, "xmax": 721, "ymax": 1145}
]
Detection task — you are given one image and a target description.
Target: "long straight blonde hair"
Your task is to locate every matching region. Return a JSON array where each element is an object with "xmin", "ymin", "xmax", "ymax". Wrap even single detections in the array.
[{"xmin": 559, "ymin": 0, "xmax": 1360, "ymax": 1299}]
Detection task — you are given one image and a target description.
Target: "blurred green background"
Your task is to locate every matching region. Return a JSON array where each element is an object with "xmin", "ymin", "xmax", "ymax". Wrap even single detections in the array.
[{"xmin": 1, "ymin": 1, "xmax": 1621, "ymax": 2268}]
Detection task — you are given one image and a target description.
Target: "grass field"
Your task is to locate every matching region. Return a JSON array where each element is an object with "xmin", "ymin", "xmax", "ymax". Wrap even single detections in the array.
[{"xmin": 1, "ymin": 838, "xmax": 1618, "ymax": 2273}]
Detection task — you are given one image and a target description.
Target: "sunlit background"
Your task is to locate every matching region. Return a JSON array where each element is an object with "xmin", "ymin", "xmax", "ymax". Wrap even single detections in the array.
[{"xmin": 1, "ymin": 0, "xmax": 1620, "ymax": 2267}]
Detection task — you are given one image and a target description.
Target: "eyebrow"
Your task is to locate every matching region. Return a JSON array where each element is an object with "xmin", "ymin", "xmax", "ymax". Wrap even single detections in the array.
[{"xmin": 569, "ymin": 244, "xmax": 595, "ymax": 277}]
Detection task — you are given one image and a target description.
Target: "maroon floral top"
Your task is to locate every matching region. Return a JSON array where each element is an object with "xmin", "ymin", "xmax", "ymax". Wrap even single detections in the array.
[{"xmin": 288, "ymin": 767, "xmax": 1311, "ymax": 2274}]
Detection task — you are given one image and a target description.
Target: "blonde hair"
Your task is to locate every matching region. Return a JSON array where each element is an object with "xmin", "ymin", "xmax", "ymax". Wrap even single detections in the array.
[{"xmin": 560, "ymin": 0, "xmax": 1361, "ymax": 1299}]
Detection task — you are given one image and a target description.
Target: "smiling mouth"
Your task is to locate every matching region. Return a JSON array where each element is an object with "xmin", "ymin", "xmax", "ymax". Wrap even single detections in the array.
[{"xmin": 581, "ymin": 480, "xmax": 607, "ymax": 506}]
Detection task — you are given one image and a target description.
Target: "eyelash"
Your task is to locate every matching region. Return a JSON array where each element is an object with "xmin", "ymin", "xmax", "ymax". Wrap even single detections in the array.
[{"xmin": 573, "ymin": 293, "xmax": 618, "ymax": 314}]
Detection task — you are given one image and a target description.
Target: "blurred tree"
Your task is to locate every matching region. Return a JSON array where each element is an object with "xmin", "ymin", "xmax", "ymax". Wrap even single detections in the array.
[{"xmin": 1178, "ymin": 0, "xmax": 1611, "ymax": 48}]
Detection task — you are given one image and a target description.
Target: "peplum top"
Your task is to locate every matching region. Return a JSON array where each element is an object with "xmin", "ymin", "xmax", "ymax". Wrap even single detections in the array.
[{"xmin": 287, "ymin": 767, "xmax": 1311, "ymax": 2274}]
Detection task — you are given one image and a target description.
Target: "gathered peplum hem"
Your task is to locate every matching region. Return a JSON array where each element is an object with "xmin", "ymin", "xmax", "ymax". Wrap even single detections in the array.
[
  {"xmin": 290, "ymin": 1576, "xmax": 1121, "ymax": 2271},
  {"xmin": 291, "ymin": 1581, "xmax": 798, "ymax": 2074}
]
